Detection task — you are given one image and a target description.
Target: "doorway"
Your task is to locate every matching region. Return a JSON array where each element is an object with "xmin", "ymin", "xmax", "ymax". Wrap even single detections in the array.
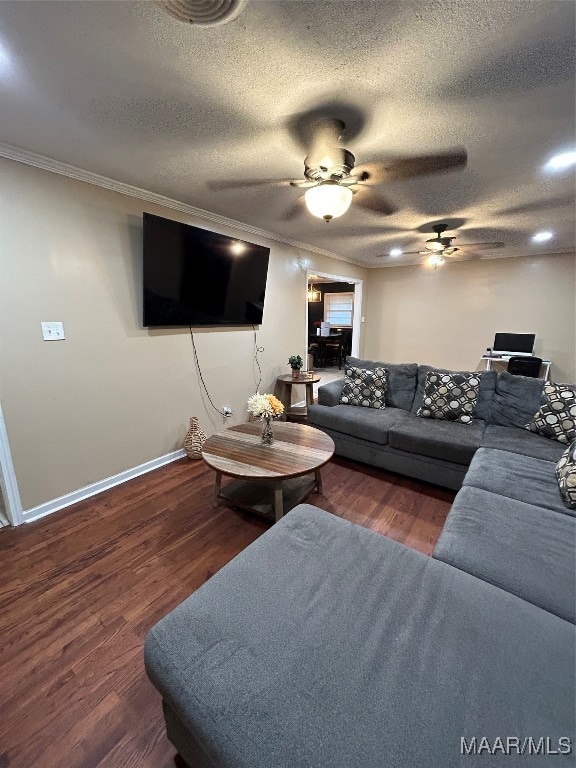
[
  {"xmin": 0, "ymin": 403, "xmax": 24, "ymax": 527},
  {"xmin": 305, "ymin": 270, "xmax": 362, "ymax": 382}
]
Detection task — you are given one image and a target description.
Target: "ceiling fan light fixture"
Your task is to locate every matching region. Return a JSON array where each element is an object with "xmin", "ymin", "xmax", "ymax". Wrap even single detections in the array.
[
  {"xmin": 304, "ymin": 182, "xmax": 353, "ymax": 222},
  {"xmin": 425, "ymin": 239, "xmax": 446, "ymax": 252},
  {"xmin": 428, "ymin": 254, "xmax": 445, "ymax": 269}
]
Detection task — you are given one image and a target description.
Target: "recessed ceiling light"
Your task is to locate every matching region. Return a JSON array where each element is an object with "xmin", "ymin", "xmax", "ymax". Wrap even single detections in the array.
[
  {"xmin": 544, "ymin": 150, "xmax": 576, "ymax": 172},
  {"xmin": 389, "ymin": 248, "xmax": 403, "ymax": 257},
  {"xmin": 0, "ymin": 43, "xmax": 12, "ymax": 77},
  {"xmin": 230, "ymin": 241, "xmax": 246, "ymax": 254},
  {"xmin": 531, "ymin": 231, "xmax": 554, "ymax": 243}
]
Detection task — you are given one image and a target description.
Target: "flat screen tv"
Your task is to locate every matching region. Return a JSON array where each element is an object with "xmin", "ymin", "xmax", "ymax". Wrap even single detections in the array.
[{"xmin": 143, "ymin": 213, "xmax": 270, "ymax": 327}]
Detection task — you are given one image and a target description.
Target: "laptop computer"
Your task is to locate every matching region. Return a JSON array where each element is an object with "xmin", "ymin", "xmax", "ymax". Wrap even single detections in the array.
[{"xmin": 492, "ymin": 332, "xmax": 535, "ymax": 357}]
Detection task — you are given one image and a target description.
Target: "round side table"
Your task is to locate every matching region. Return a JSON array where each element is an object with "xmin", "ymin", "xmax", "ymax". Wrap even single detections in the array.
[{"xmin": 276, "ymin": 374, "xmax": 321, "ymax": 422}]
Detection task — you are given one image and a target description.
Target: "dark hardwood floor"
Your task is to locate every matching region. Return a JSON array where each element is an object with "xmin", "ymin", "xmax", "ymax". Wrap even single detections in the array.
[{"xmin": 0, "ymin": 456, "xmax": 454, "ymax": 768}]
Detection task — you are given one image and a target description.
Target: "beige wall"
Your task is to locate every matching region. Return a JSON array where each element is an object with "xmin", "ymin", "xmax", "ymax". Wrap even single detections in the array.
[
  {"xmin": 364, "ymin": 254, "xmax": 576, "ymax": 382},
  {"xmin": 0, "ymin": 158, "xmax": 367, "ymax": 510}
]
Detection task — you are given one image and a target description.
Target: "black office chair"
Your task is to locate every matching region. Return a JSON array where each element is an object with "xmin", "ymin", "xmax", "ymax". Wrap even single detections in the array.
[{"xmin": 507, "ymin": 356, "xmax": 543, "ymax": 378}]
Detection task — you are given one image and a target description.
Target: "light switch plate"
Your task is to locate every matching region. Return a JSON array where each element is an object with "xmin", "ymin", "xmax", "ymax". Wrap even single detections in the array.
[{"xmin": 41, "ymin": 322, "xmax": 65, "ymax": 341}]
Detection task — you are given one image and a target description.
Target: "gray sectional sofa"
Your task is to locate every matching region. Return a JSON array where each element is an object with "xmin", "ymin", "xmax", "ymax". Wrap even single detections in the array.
[
  {"xmin": 145, "ymin": 358, "xmax": 575, "ymax": 767},
  {"xmin": 307, "ymin": 357, "xmax": 566, "ymax": 489}
]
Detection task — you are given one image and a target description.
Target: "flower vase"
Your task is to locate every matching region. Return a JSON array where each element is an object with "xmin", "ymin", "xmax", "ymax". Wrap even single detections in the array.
[
  {"xmin": 261, "ymin": 415, "xmax": 274, "ymax": 446},
  {"xmin": 183, "ymin": 416, "xmax": 207, "ymax": 459},
  {"xmin": 291, "ymin": 369, "xmax": 300, "ymax": 380}
]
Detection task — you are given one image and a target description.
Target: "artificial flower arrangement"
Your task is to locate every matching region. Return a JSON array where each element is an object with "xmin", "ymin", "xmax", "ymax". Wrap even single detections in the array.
[{"xmin": 247, "ymin": 393, "xmax": 284, "ymax": 420}]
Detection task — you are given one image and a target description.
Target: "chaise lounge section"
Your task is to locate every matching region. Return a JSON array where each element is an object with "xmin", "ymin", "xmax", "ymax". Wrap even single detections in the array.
[{"xmin": 145, "ymin": 505, "xmax": 575, "ymax": 768}]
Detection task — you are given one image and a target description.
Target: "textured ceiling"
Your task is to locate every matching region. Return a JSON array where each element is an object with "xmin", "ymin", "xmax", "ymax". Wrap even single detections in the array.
[{"xmin": 0, "ymin": 0, "xmax": 574, "ymax": 267}]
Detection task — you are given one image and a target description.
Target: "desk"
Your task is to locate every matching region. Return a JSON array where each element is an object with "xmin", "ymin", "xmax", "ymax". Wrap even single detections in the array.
[
  {"xmin": 277, "ymin": 374, "xmax": 321, "ymax": 422},
  {"xmin": 482, "ymin": 355, "xmax": 551, "ymax": 380},
  {"xmin": 308, "ymin": 334, "xmax": 343, "ymax": 369}
]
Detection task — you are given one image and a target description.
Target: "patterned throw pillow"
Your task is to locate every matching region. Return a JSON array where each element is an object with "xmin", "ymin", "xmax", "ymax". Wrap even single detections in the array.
[
  {"xmin": 527, "ymin": 382, "xmax": 576, "ymax": 444},
  {"xmin": 417, "ymin": 371, "xmax": 480, "ymax": 424},
  {"xmin": 555, "ymin": 441, "xmax": 576, "ymax": 510},
  {"xmin": 339, "ymin": 366, "xmax": 387, "ymax": 409}
]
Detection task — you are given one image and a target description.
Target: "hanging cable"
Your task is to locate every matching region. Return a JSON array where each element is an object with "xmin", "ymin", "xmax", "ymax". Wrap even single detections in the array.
[
  {"xmin": 189, "ymin": 329, "xmax": 226, "ymax": 417},
  {"xmin": 253, "ymin": 325, "xmax": 264, "ymax": 393}
]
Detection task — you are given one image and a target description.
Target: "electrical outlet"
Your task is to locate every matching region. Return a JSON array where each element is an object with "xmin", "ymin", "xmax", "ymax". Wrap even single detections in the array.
[
  {"xmin": 41, "ymin": 321, "xmax": 65, "ymax": 341},
  {"xmin": 222, "ymin": 406, "xmax": 233, "ymax": 417}
]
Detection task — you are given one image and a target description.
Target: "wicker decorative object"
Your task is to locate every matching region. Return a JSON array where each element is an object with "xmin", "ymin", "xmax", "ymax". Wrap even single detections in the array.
[{"xmin": 184, "ymin": 417, "xmax": 207, "ymax": 460}]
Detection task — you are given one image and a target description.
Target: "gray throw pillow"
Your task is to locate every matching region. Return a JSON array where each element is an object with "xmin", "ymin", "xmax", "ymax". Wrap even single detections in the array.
[
  {"xmin": 555, "ymin": 441, "xmax": 576, "ymax": 510},
  {"xmin": 417, "ymin": 371, "xmax": 480, "ymax": 424},
  {"xmin": 347, "ymin": 357, "xmax": 418, "ymax": 411},
  {"xmin": 412, "ymin": 365, "xmax": 496, "ymax": 421},
  {"xmin": 339, "ymin": 366, "xmax": 387, "ymax": 409},
  {"xmin": 527, "ymin": 382, "xmax": 576, "ymax": 444}
]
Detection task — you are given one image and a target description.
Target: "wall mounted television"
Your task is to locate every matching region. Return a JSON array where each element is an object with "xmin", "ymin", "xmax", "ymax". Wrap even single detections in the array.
[{"xmin": 143, "ymin": 213, "xmax": 270, "ymax": 327}]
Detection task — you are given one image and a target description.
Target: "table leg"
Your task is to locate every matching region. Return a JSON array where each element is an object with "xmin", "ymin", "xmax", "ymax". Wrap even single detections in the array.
[
  {"xmin": 279, "ymin": 381, "xmax": 291, "ymax": 417},
  {"xmin": 213, "ymin": 471, "xmax": 222, "ymax": 507},
  {"xmin": 314, "ymin": 468, "xmax": 323, "ymax": 495},
  {"xmin": 273, "ymin": 482, "xmax": 284, "ymax": 522},
  {"xmin": 306, "ymin": 382, "xmax": 314, "ymax": 406}
]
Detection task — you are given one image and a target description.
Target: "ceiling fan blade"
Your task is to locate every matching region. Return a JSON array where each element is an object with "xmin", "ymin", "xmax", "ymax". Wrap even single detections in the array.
[
  {"xmin": 289, "ymin": 180, "xmax": 318, "ymax": 189},
  {"xmin": 352, "ymin": 186, "xmax": 398, "ymax": 216},
  {"xmin": 358, "ymin": 148, "xmax": 468, "ymax": 183},
  {"xmin": 456, "ymin": 241, "xmax": 505, "ymax": 250},
  {"xmin": 374, "ymin": 248, "xmax": 422, "ymax": 258},
  {"xmin": 208, "ymin": 178, "xmax": 300, "ymax": 191}
]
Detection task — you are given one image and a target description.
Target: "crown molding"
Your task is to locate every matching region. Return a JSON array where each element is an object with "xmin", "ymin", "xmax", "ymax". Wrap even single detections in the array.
[{"xmin": 0, "ymin": 141, "xmax": 366, "ymax": 267}]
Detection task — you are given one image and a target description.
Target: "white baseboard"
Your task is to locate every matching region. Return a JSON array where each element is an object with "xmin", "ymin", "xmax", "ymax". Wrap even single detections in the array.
[{"xmin": 22, "ymin": 449, "xmax": 186, "ymax": 524}]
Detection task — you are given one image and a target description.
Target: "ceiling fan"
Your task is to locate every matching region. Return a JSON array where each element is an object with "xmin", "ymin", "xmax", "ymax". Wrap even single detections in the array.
[
  {"xmin": 209, "ymin": 118, "xmax": 468, "ymax": 222},
  {"xmin": 382, "ymin": 224, "xmax": 505, "ymax": 268}
]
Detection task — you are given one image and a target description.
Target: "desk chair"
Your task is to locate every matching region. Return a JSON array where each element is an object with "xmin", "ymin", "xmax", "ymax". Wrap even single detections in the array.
[{"xmin": 507, "ymin": 356, "xmax": 543, "ymax": 378}]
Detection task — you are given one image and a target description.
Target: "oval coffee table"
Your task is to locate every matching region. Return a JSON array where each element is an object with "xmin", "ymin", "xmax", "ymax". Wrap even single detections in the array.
[{"xmin": 201, "ymin": 422, "xmax": 335, "ymax": 522}]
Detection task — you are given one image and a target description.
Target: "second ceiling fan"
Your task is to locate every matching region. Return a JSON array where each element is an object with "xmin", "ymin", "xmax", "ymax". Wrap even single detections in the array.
[
  {"xmin": 211, "ymin": 118, "xmax": 468, "ymax": 221},
  {"xmin": 382, "ymin": 224, "xmax": 505, "ymax": 268}
]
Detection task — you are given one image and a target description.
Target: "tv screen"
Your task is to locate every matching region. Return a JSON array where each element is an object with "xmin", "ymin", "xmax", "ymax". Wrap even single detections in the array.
[{"xmin": 143, "ymin": 213, "xmax": 270, "ymax": 327}]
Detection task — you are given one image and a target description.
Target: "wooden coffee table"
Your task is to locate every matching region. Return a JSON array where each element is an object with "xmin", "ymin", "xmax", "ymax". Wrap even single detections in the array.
[{"xmin": 201, "ymin": 422, "xmax": 335, "ymax": 522}]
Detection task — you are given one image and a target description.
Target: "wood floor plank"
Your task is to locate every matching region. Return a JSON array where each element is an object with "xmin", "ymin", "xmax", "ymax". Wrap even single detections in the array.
[{"xmin": 0, "ymin": 455, "xmax": 453, "ymax": 767}]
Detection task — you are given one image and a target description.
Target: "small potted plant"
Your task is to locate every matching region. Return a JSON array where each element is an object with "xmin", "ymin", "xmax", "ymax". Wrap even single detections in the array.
[{"xmin": 288, "ymin": 354, "xmax": 304, "ymax": 380}]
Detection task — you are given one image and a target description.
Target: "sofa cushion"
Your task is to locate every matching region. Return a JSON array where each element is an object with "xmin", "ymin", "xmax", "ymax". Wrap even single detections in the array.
[
  {"xmin": 307, "ymin": 404, "xmax": 409, "ymax": 446},
  {"xmin": 490, "ymin": 371, "xmax": 544, "ymax": 428},
  {"xmin": 339, "ymin": 366, "xmax": 387, "ymax": 409},
  {"xmin": 433, "ymin": 486, "xmax": 576, "ymax": 623},
  {"xmin": 411, "ymin": 365, "xmax": 496, "ymax": 422},
  {"xmin": 388, "ymin": 415, "xmax": 485, "ymax": 465},
  {"xmin": 481, "ymin": 423, "xmax": 565, "ymax": 462},
  {"xmin": 464, "ymin": 447, "xmax": 575, "ymax": 517},
  {"xmin": 146, "ymin": 505, "xmax": 575, "ymax": 768},
  {"xmin": 347, "ymin": 357, "xmax": 417, "ymax": 411},
  {"xmin": 527, "ymin": 381, "xmax": 576, "ymax": 444},
  {"xmin": 556, "ymin": 441, "xmax": 576, "ymax": 511},
  {"xmin": 416, "ymin": 371, "xmax": 480, "ymax": 424}
]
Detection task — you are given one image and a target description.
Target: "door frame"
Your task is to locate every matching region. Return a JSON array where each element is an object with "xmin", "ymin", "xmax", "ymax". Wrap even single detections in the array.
[
  {"xmin": 305, "ymin": 270, "xmax": 363, "ymax": 359},
  {"xmin": 0, "ymin": 403, "xmax": 24, "ymax": 526}
]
